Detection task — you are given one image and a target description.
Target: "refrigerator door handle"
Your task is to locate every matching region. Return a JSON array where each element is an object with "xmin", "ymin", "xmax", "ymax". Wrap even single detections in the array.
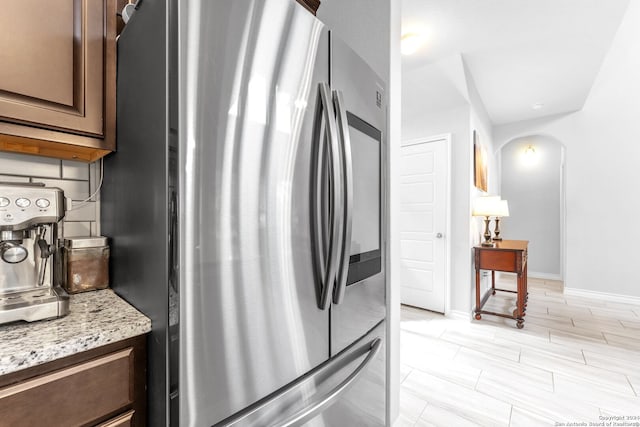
[
  {"xmin": 273, "ymin": 337, "xmax": 382, "ymax": 427},
  {"xmin": 312, "ymin": 82, "xmax": 343, "ymax": 310},
  {"xmin": 215, "ymin": 337, "xmax": 381, "ymax": 427},
  {"xmin": 332, "ymin": 90, "xmax": 353, "ymax": 305}
]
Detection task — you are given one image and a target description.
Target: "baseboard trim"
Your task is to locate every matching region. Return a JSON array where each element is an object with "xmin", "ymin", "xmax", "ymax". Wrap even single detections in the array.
[
  {"xmin": 528, "ymin": 271, "xmax": 562, "ymax": 281},
  {"xmin": 564, "ymin": 287, "xmax": 640, "ymax": 304},
  {"xmin": 446, "ymin": 310, "xmax": 470, "ymax": 321},
  {"xmin": 498, "ymin": 271, "xmax": 562, "ymax": 281}
]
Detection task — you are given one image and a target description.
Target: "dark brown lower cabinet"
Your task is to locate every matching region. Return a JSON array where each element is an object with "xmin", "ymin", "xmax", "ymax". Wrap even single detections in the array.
[{"xmin": 0, "ymin": 335, "xmax": 146, "ymax": 427}]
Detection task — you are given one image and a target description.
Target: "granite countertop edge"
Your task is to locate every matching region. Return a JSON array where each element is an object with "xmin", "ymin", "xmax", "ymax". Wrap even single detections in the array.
[{"xmin": 0, "ymin": 289, "xmax": 151, "ymax": 376}]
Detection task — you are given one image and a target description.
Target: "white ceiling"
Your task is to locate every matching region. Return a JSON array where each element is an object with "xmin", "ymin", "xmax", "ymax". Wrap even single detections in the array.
[{"xmin": 401, "ymin": 0, "xmax": 630, "ymax": 125}]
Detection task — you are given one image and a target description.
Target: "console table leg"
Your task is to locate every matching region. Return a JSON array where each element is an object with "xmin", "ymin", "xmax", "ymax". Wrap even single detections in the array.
[
  {"xmin": 475, "ymin": 268, "xmax": 482, "ymax": 320},
  {"xmin": 491, "ymin": 270, "xmax": 496, "ymax": 295},
  {"xmin": 516, "ymin": 272, "xmax": 525, "ymax": 327},
  {"xmin": 524, "ymin": 261, "xmax": 529, "ymax": 305}
]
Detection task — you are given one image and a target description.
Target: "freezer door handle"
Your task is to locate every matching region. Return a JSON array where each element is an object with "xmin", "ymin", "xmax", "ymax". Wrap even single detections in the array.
[
  {"xmin": 214, "ymin": 337, "xmax": 381, "ymax": 427},
  {"xmin": 331, "ymin": 90, "xmax": 353, "ymax": 305},
  {"xmin": 273, "ymin": 337, "xmax": 382, "ymax": 427},
  {"xmin": 311, "ymin": 82, "xmax": 342, "ymax": 310}
]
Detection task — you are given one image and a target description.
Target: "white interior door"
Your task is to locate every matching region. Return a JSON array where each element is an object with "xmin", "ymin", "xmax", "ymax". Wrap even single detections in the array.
[{"xmin": 399, "ymin": 137, "xmax": 448, "ymax": 313}]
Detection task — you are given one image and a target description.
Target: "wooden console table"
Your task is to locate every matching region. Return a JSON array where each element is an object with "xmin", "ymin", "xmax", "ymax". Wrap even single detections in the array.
[{"xmin": 474, "ymin": 240, "xmax": 528, "ymax": 328}]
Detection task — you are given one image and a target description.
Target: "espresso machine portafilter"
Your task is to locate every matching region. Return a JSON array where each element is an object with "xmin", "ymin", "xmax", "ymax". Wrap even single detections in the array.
[{"xmin": 0, "ymin": 183, "xmax": 70, "ymax": 324}]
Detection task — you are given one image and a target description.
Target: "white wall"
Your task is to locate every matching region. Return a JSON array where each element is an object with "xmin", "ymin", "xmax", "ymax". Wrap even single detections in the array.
[
  {"xmin": 405, "ymin": 106, "xmax": 473, "ymax": 315},
  {"xmin": 0, "ymin": 152, "xmax": 101, "ymax": 237},
  {"xmin": 401, "ymin": 53, "xmax": 499, "ymax": 315},
  {"xmin": 466, "ymin": 69, "xmax": 501, "ymax": 305},
  {"xmin": 500, "ymin": 136, "xmax": 562, "ymax": 277},
  {"xmin": 494, "ymin": 0, "xmax": 640, "ymax": 298}
]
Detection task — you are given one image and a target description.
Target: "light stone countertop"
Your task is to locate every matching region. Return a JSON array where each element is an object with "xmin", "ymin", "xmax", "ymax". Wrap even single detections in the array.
[{"xmin": 0, "ymin": 289, "xmax": 151, "ymax": 376}]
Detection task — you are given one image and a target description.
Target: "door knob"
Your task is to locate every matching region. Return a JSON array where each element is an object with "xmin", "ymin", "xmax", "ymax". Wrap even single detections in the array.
[{"xmin": 436, "ymin": 232, "xmax": 443, "ymax": 239}]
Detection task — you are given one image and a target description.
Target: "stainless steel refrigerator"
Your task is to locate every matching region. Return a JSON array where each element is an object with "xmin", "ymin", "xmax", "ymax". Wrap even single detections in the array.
[{"xmin": 102, "ymin": 0, "xmax": 387, "ymax": 425}]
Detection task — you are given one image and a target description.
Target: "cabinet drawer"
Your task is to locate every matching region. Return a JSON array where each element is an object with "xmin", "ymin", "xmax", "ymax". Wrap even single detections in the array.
[
  {"xmin": 0, "ymin": 348, "xmax": 134, "ymax": 427},
  {"xmin": 97, "ymin": 410, "xmax": 135, "ymax": 427},
  {"xmin": 479, "ymin": 250, "xmax": 518, "ymax": 272}
]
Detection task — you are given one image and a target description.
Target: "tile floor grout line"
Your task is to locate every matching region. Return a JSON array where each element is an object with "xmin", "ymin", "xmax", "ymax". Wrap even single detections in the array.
[
  {"xmin": 626, "ymin": 375, "xmax": 638, "ymax": 397},
  {"xmin": 508, "ymin": 405, "xmax": 513, "ymax": 427},
  {"xmin": 474, "ymin": 369, "xmax": 483, "ymax": 391},
  {"xmin": 452, "ymin": 345, "xmax": 462, "ymax": 360},
  {"xmin": 402, "ymin": 359, "xmax": 479, "ymax": 391},
  {"xmin": 414, "ymin": 402, "xmax": 429, "ymax": 427},
  {"xmin": 401, "ymin": 368, "xmax": 413, "ymax": 385}
]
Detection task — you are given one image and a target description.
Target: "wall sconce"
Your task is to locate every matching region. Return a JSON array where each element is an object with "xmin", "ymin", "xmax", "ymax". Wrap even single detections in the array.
[
  {"xmin": 492, "ymin": 200, "xmax": 510, "ymax": 241},
  {"xmin": 524, "ymin": 145, "xmax": 536, "ymax": 157},
  {"xmin": 472, "ymin": 196, "xmax": 501, "ymax": 247},
  {"xmin": 522, "ymin": 144, "xmax": 538, "ymax": 166},
  {"xmin": 401, "ymin": 32, "xmax": 424, "ymax": 55}
]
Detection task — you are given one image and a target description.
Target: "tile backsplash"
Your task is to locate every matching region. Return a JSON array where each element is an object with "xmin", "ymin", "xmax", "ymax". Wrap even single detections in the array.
[{"xmin": 0, "ymin": 152, "xmax": 100, "ymax": 238}]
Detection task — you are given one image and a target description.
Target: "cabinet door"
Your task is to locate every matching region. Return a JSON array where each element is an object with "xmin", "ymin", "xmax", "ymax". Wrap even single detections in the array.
[{"xmin": 0, "ymin": 0, "xmax": 104, "ymax": 136}]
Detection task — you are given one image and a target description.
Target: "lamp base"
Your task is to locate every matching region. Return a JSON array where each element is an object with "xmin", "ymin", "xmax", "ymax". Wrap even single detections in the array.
[
  {"xmin": 481, "ymin": 216, "xmax": 494, "ymax": 247},
  {"xmin": 493, "ymin": 217, "xmax": 503, "ymax": 242}
]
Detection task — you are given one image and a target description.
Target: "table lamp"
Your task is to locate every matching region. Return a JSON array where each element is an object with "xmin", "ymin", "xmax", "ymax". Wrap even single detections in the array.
[
  {"xmin": 472, "ymin": 196, "xmax": 501, "ymax": 247},
  {"xmin": 492, "ymin": 200, "xmax": 510, "ymax": 241}
]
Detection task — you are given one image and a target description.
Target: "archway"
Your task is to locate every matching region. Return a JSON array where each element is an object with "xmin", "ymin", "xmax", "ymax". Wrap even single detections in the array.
[{"xmin": 498, "ymin": 134, "xmax": 566, "ymax": 282}]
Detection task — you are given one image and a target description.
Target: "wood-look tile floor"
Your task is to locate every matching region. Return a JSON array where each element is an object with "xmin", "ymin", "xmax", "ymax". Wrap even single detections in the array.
[{"xmin": 396, "ymin": 276, "xmax": 640, "ymax": 427}]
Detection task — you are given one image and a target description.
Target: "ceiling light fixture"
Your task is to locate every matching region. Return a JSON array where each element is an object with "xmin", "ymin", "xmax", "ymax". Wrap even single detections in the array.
[{"xmin": 401, "ymin": 33, "xmax": 423, "ymax": 55}]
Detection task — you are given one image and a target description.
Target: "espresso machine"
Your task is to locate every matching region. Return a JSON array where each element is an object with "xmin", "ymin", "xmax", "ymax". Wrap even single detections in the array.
[{"xmin": 0, "ymin": 183, "xmax": 69, "ymax": 324}]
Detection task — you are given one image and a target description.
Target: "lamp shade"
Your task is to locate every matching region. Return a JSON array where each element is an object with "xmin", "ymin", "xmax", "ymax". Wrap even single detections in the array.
[
  {"xmin": 495, "ymin": 200, "xmax": 510, "ymax": 217},
  {"xmin": 472, "ymin": 196, "xmax": 501, "ymax": 217}
]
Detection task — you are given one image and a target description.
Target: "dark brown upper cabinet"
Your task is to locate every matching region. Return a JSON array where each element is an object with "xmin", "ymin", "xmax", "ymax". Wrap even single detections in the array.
[
  {"xmin": 296, "ymin": 0, "xmax": 321, "ymax": 15},
  {"xmin": 0, "ymin": 0, "xmax": 119, "ymax": 162}
]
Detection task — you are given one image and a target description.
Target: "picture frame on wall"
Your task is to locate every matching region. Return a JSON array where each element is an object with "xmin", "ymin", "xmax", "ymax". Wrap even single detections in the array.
[{"xmin": 474, "ymin": 130, "xmax": 488, "ymax": 192}]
